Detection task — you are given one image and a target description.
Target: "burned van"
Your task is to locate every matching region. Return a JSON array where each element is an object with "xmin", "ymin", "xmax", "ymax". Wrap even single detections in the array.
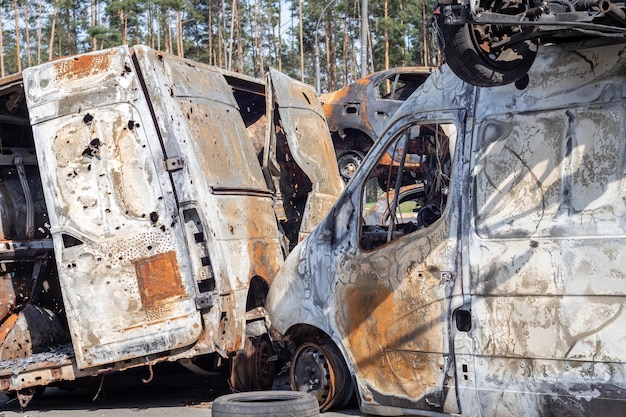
[
  {"xmin": 267, "ymin": 39, "xmax": 626, "ymax": 416},
  {"xmin": 0, "ymin": 45, "xmax": 342, "ymax": 407}
]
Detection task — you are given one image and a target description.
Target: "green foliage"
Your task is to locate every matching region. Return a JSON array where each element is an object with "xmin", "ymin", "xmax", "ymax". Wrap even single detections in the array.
[{"xmin": 0, "ymin": 0, "xmax": 440, "ymax": 88}]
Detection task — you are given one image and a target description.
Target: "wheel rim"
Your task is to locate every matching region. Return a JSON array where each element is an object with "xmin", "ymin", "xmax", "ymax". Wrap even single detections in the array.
[
  {"xmin": 338, "ymin": 152, "xmax": 363, "ymax": 182},
  {"xmin": 290, "ymin": 340, "xmax": 354, "ymax": 411},
  {"xmin": 254, "ymin": 336, "xmax": 275, "ymax": 390},
  {"xmin": 230, "ymin": 335, "xmax": 275, "ymax": 391},
  {"xmin": 290, "ymin": 342, "xmax": 333, "ymax": 409}
]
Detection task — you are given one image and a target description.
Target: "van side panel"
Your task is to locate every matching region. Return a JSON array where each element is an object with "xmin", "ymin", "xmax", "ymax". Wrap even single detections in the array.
[{"xmin": 466, "ymin": 42, "xmax": 626, "ymax": 416}]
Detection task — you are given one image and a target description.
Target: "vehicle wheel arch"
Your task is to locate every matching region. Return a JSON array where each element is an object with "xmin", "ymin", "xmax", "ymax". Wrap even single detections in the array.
[
  {"xmin": 227, "ymin": 275, "xmax": 275, "ymax": 392},
  {"xmin": 245, "ymin": 275, "xmax": 270, "ymax": 313},
  {"xmin": 332, "ymin": 130, "xmax": 375, "ymax": 182}
]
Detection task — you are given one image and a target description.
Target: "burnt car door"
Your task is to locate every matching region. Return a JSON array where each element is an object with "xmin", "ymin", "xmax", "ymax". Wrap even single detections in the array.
[
  {"xmin": 23, "ymin": 46, "xmax": 202, "ymax": 369},
  {"xmin": 264, "ymin": 69, "xmax": 344, "ymax": 244},
  {"xmin": 334, "ymin": 116, "xmax": 462, "ymax": 412}
]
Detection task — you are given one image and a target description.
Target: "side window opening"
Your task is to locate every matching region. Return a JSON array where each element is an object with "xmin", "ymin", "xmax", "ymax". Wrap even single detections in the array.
[
  {"xmin": 377, "ymin": 74, "xmax": 425, "ymax": 101},
  {"xmin": 360, "ymin": 122, "xmax": 455, "ymax": 251}
]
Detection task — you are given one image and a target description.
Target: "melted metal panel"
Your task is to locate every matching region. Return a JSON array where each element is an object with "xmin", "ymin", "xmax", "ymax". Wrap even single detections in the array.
[
  {"xmin": 132, "ymin": 47, "xmax": 285, "ymax": 358},
  {"xmin": 320, "ymin": 67, "xmax": 432, "ymax": 141},
  {"xmin": 133, "ymin": 46, "xmax": 267, "ymax": 191}
]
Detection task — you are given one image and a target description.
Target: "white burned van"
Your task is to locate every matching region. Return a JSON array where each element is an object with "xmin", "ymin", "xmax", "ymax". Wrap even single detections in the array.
[
  {"xmin": 0, "ymin": 45, "xmax": 342, "ymax": 407},
  {"xmin": 267, "ymin": 39, "xmax": 626, "ymax": 416}
]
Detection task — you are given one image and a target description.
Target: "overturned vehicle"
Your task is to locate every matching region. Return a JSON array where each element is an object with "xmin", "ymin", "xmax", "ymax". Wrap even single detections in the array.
[
  {"xmin": 435, "ymin": 0, "xmax": 626, "ymax": 86},
  {"xmin": 0, "ymin": 45, "xmax": 343, "ymax": 407}
]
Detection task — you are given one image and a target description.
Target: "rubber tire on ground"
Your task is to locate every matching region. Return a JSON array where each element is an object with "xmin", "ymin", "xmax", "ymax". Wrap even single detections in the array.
[
  {"xmin": 212, "ymin": 391, "xmax": 320, "ymax": 417},
  {"xmin": 435, "ymin": 12, "xmax": 538, "ymax": 87}
]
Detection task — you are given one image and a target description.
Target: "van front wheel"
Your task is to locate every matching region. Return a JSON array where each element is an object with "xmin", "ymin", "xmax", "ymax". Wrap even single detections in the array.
[{"xmin": 290, "ymin": 340, "xmax": 354, "ymax": 411}]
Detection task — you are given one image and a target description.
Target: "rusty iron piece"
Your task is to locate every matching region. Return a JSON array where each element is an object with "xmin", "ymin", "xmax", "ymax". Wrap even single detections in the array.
[
  {"xmin": 0, "ymin": 272, "xmax": 31, "ymax": 324},
  {"xmin": 229, "ymin": 334, "xmax": 275, "ymax": 391},
  {"xmin": 16, "ymin": 386, "xmax": 40, "ymax": 408},
  {"xmin": 267, "ymin": 69, "xmax": 344, "ymax": 242}
]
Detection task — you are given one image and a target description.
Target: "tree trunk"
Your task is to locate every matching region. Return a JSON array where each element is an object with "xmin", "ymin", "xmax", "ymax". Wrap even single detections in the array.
[
  {"xmin": 37, "ymin": 0, "xmax": 43, "ymax": 64},
  {"xmin": 228, "ymin": 0, "xmax": 235, "ymax": 69},
  {"xmin": 324, "ymin": 15, "xmax": 336, "ymax": 91},
  {"xmin": 24, "ymin": 3, "xmax": 31, "ymax": 68},
  {"xmin": 0, "ymin": 10, "xmax": 4, "ymax": 77},
  {"xmin": 118, "ymin": 9, "xmax": 127, "ymax": 44},
  {"xmin": 255, "ymin": 0, "xmax": 264, "ymax": 76},
  {"xmin": 168, "ymin": 10, "xmax": 173, "ymax": 54},
  {"xmin": 48, "ymin": 0, "xmax": 58, "ymax": 61},
  {"xmin": 14, "ymin": 0, "xmax": 22, "ymax": 73},
  {"xmin": 351, "ymin": 0, "xmax": 358, "ymax": 82},
  {"xmin": 421, "ymin": 1, "xmax": 429, "ymax": 66},
  {"xmin": 277, "ymin": 0, "xmax": 282, "ymax": 72},
  {"xmin": 176, "ymin": 10, "xmax": 183, "ymax": 57},
  {"xmin": 207, "ymin": 4, "xmax": 212, "ymax": 64},
  {"xmin": 384, "ymin": 0, "xmax": 389, "ymax": 70},
  {"xmin": 148, "ymin": 1, "xmax": 153, "ymax": 49},
  {"xmin": 91, "ymin": 0, "xmax": 97, "ymax": 50},
  {"xmin": 298, "ymin": 0, "xmax": 303, "ymax": 82},
  {"xmin": 400, "ymin": 0, "xmax": 405, "ymax": 59},
  {"xmin": 217, "ymin": 0, "xmax": 223, "ymax": 67},
  {"xmin": 236, "ymin": 1, "xmax": 243, "ymax": 70},
  {"xmin": 384, "ymin": 0, "xmax": 389, "ymax": 92},
  {"xmin": 342, "ymin": 14, "xmax": 348, "ymax": 86}
]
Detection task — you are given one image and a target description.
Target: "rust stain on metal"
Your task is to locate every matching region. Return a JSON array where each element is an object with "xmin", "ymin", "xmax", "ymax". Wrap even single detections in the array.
[
  {"xmin": 54, "ymin": 52, "xmax": 114, "ymax": 81},
  {"xmin": 135, "ymin": 251, "xmax": 185, "ymax": 309},
  {"xmin": 339, "ymin": 281, "xmax": 442, "ymax": 392},
  {"xmin": 340, "ymin": 284, "xmax": 392, "ymax": 378},
  {"xmin": 250, "ymin": 240, "xmax": 280, "ymax": 285}
]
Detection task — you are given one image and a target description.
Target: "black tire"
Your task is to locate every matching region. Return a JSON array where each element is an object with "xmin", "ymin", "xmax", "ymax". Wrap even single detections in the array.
[
  {"xmin": 212, "ymin": 391, "xmax": 319, "ymax": 417},
  {"xmin": 337, "ymin": 151, "xmax": 364, "ymax": 182},
  {"xmin": 435, "ymin": 4, "xmax": 538, "ymax": 87}
]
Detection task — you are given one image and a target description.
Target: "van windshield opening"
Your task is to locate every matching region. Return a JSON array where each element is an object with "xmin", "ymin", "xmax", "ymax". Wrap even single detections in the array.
[{"xmin": 360, "ymin": 121, "xmax": 456, "ymax": 250}]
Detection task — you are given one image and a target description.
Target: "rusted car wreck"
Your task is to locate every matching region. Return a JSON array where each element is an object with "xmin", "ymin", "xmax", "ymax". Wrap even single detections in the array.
[
  {"xmin": 267, "ymin": 39, "xmax": 626, "ymax": 416},
  {"xmin": 320, "ymin": 67, "xmax": 433, "ymax": 182},
  {"xmin": 0, "ymin": 45, "xmax": 342, "ymax": 407}
]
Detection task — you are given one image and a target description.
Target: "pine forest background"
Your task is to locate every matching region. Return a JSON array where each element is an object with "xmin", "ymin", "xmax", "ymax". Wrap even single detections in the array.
[{"xmin": 0, "ymin": 0, "xmax": 440, "ymax": 92}]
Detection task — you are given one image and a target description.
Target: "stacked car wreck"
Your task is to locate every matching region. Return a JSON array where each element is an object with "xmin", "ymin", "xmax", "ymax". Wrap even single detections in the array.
[
  {"xmin": 0, "ymin": 45, "xmax": 342, "ymax": 407},
  {"xmin": 267, "ymin": 39, "xmax": 626, "ymax": 416}
]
